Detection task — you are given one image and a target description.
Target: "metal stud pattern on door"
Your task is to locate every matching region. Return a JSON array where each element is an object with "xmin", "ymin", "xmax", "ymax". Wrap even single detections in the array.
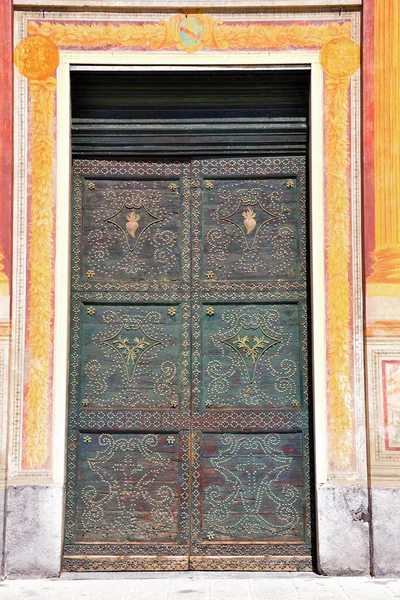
[{"xmin": 63, "ymin": 156, "xmax": 312, "ymax": 572}]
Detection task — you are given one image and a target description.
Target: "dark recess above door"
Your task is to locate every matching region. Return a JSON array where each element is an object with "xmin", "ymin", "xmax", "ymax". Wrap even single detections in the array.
[{"xmin": 71, "ymin": 69, "xmax": 310, "ymax": 157}]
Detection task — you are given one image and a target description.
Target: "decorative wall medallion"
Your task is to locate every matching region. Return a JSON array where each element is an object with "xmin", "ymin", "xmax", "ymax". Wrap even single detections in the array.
[
  {"xmin": 179, "ymin": 17, "xmax": 203, "ymax": 51},
  {"xmin": 106, "ymin": 202, "xmax": 163, "ymax": 252},
  {"xmin": 221, "ymin": 188, "xmax": 278, "ymax": 250},
  {"xmin": 223, "ymin": 326, "xmax": 280, "ymax": 383},
  {"xmin": 320, "ymin": 36, "xmax": 360, "ymax": 78},
  {"xmin": 100, "ymin": 326, "xmax": 161, "ymax": 382},
  {"xmin": 14, "ymin": 34, "xmax": 59, "ymax": 80}
]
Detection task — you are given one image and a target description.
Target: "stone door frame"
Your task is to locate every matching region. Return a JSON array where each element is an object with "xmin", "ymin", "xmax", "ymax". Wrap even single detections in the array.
[{"xmin": 52, "ymin": 50, "xmax": 326, "ymax": 565}]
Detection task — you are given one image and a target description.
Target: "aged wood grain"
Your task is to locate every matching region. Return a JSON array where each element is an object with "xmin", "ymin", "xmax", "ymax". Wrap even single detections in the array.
[{"xmin": 64, "ymin": 154, "xmax": 311, "ymax": 571}]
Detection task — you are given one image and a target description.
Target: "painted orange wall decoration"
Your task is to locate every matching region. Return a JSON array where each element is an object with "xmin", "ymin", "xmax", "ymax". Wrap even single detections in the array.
[{"xmin": 14, "ymin": 14, "xmax": 360, "ymax": 471}]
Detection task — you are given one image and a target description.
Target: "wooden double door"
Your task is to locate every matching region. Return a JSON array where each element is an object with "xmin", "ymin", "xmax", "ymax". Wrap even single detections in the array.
[{"xmin": 64, "ymin": 155, "xmax": 312, "ymax": 571}]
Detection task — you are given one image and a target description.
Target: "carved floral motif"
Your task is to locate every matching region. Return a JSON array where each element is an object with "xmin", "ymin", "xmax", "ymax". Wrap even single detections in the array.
[
  {"xmin": 224, "ymin": 328, "xmax": 280, "ymax": 383},
  {"xmin": 220, "ymin": 187, "xmax": 279, "ymax": 252},
  {"xmin": 105, "ymin": 192, "xmax": 164, "ymax": 253}
]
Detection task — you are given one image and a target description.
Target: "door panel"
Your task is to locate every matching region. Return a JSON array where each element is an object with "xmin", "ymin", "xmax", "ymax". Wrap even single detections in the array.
[
  {"xmin": 189, "ymin": 157, "xmax": 311, "ymax": 571},
  {"xmin": 64, "ymin": 159, "xmax": 191, "ymax": 571},
  {"xmin": 200, "ymin": 432, "xmax": 305, "ymax": 542},
  {"xmin": 80, "ymin": 177, "xmax": 184, "ymax": 283},
  {"xmin": 72, "ymin": 160, "xmax": 191, "ymax": 291},
  {"xmin": 75, "ymin": 432, "xmax": 185, "ymax": 544},
  {"xmin": 64, "ymin": 156, "xmax": 312, "ymax": 572},
  {"xmin": 200, "ymin": 303, "xmax": 303, "ymax": 410},
  {"xmin": 79, "ymin": 303, "xmax": 188, "ymax": 410},
  {"xmin": 201, "ymin": 175, "xmax": 302, "ymax": 282}
]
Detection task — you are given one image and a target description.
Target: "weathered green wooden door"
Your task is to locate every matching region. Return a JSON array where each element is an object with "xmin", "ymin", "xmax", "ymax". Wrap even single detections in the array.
[{"xmin": 64, "ymin": 155, "xmax": 312, "ymax": 572}]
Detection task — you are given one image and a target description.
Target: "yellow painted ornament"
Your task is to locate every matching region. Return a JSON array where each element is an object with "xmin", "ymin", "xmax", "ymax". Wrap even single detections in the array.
[
  {"xmin": 320, "ymin": 37, "xmax": 360, "ymax": 79},
  {"xmin": 14, "ymin": 35, "xmax": 59, "ymax": 80}
]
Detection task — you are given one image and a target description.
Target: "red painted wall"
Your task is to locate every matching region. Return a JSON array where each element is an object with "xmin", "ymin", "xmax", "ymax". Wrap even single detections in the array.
[{"xmin": 0, "ymin": 0, "xmax": 13, "ymax": 286}]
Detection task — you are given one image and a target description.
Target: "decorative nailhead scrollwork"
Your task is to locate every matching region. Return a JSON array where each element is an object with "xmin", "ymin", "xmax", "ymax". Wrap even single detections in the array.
[
  {"xmin": 65, "ymin": 156, "xmax": 312, "ymax": 571},
  {"xmin": 72, "ymin": 160, "xmax": 191, "ymax": 291},
  {"xmin": 201, "ymin": 434, "xmax": 302, "ymax": 541},
  {"xmin": 189, "ymin": 556, "xmax": 312, "ymax": 571},
  {"xmin": 63, "ymin": 556, "xmax": 189, "ymax": 571}
]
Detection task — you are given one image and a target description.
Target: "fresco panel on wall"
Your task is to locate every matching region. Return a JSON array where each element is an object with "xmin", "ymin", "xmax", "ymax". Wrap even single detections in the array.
[{"xmin": 12, "ymin": 11, "xmax": 362, "ymax": 485}]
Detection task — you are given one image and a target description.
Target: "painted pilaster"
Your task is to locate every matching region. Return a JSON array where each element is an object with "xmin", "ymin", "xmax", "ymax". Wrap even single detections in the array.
[
  {"xmin": 368, "ymin": 0, "xmax": 400, "ymax": 285},
  {"xmin": 364, "ymin": 0, "xmax": 400, "ymax": 577},
  {"xmin": 3, "ymin": 30, "xmax": 64, "ymax": 579}
]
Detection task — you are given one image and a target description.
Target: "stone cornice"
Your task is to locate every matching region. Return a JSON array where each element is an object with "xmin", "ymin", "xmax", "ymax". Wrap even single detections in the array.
[{"xmin": 13, "ymin": 0, "xmax": 362, "ymax": 12}]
